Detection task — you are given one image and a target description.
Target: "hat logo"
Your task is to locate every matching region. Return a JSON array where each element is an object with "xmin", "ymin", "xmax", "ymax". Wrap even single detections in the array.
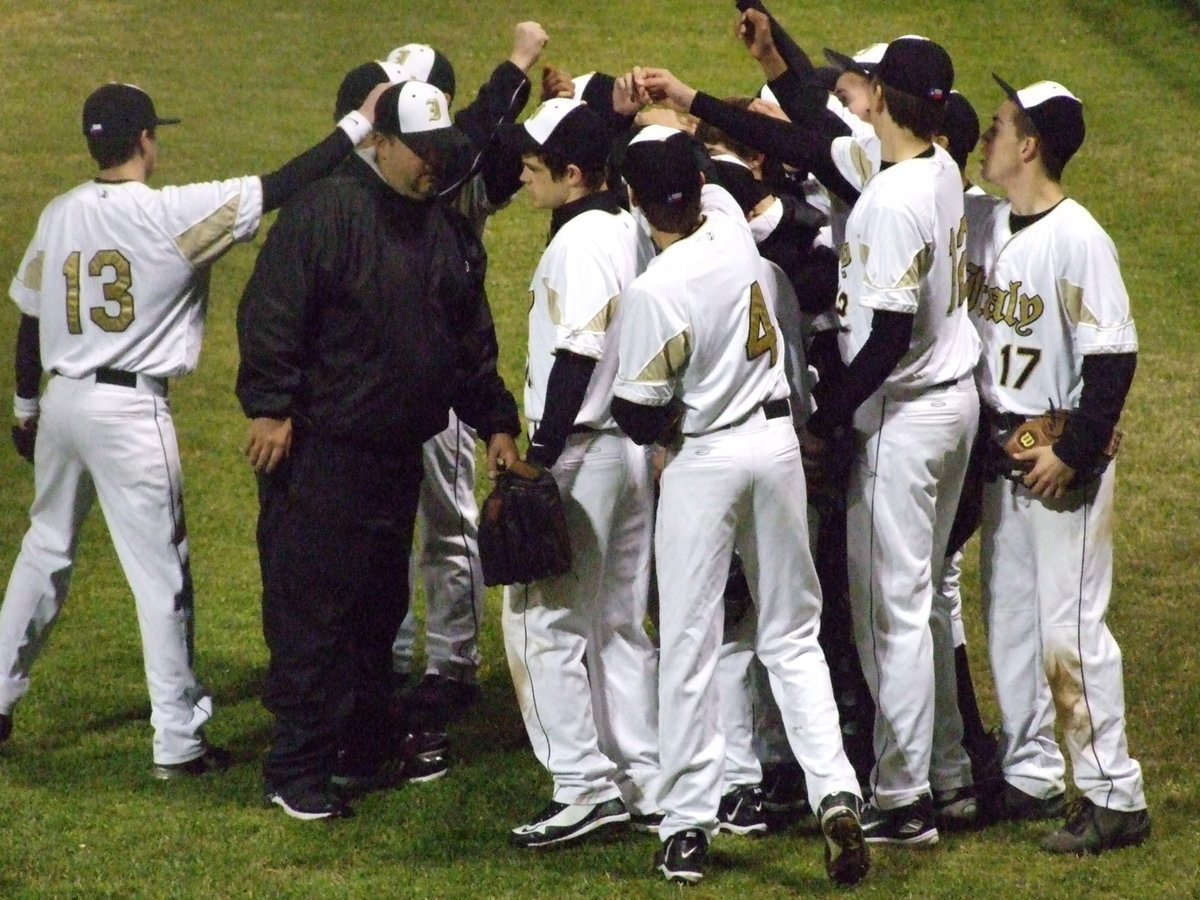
[{"xmin": 929, "ymin": 88, "xmax": 945, "ymax": 101}]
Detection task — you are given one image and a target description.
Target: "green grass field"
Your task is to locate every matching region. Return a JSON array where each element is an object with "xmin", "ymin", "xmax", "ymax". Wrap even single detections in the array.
[{"xmin": 1, "ymin": 1, "xmax": 1198, "ymax": 897}]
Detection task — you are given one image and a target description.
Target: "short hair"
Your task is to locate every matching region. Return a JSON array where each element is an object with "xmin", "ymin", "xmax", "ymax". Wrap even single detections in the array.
[
  {"xmin": 87, "ymin": 128, "xmax": 149, "ymax": 168},
  {"xmin": 694, "ymin": 97, "xmax": 760, "ymax": 162},
  {"xmin": 879, "ymin": 82, "xmax": 945, "ymax": 142},
  {"xmin": 526, "ymin": 140, "xmax": 608, "ymax": 194},
  {"xmin": 634, "ymin": 191, "xmax": 702, "ymax": 235},
  {"xmin": 1012, "ymin": 105, "xmax": 1066, "ymax": 182}
]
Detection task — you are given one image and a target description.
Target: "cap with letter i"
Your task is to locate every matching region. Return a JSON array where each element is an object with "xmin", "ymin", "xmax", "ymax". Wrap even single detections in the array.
[
  {"xmin": 385, "ymin": 43, "xmax": 456, "ymax": 98},
  {"xmin": 992, "ymin": 75, "xmax": 1086, "ymax": 167},
  {"xmin": 82, "ymin": 83, "xmax": 180, "ymax": 139},
  {"xmin": 518, "ymin": 98, "xmax": 611, "ymax": 172},
  {"xmin": 373, "ymin": 80, "xmax": 471, "ymax": 163}
]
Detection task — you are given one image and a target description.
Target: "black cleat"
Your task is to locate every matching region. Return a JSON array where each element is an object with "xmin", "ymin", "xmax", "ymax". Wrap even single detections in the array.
[
  {"xmin": 818, "ymin": 792, "xmax": 870, "ymax": 886},
  {"xmin": 151, "ymin": 745, "xmax": 233, "ymax": 780},
  {"xmin": 510, "ymin": 797, "xmax": 630, "ymax": 848},
  {"xmin": 655, "ymin": 827, "xmax": 708, "ymax": 884}
]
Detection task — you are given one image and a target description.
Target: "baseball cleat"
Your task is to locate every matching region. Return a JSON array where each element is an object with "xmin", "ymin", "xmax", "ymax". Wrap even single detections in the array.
[
  {"xmin": 1039, "ymin": 797, "xmax": 1150, "ymax": 855},
  {"xmin": 630, "ymin": 811, "xmax": 665, "ymax": 834},
  {"xmin": 265, "ymin": 789, "xmax": 354, "ymax": 821},
  {"xmin": 331, "ymin": 757, "xmax": 406, "ymax": 796},
  {"xmin": 717, "ymin": 784, "xmax": 768, "ymax": 836},
  {"xmin": 509, "ymin": 797, "xmax": 630, "ymax": 848},
  {"xmin": 655, "ymin": 827, "xmax": 708, "ymax": 884},
  {"xmin": 996, "ymin": 782, "xmax": 1066, "ymax": 822},
  {"xmin": 933, "ymin": 785, "xmax": 980, "ymax": 831},
  {"xmin": 860, "ymin": 795, "xmax": 939, "ymax": 846},
  {"xmin": 401, "ymin": 731, "xmax": 449, "ymax": 783},
  {"xmin": 818, "ymin": 792, "xmax": 870, "ymax": 886},
  {"xmin": 151, "ymin": 745, "xmax": 233, "ymax": 780}
]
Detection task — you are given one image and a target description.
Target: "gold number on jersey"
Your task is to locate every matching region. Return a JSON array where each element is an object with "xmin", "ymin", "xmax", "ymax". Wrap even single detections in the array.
[
  {"xmin": 998, "ymin": 344, "xmax": 1042, "ymax": 389},
  {"xmin": 745, "ymin": 282, "xmax": 778, "ymax": 366},
  {"xmin": 62, "ymin": 249, "xmax": 135, "ymax": 334},
  {"xmin": 947, "ymin": 216, "xmax": 969, "ymax": 313}
]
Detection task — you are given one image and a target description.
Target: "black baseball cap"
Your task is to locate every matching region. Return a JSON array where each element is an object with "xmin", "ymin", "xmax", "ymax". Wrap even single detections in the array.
[
  {"xmin": 374, "ymin": 81, "xmax": 471, "ymax": 163},
  {"xmin": 992, "ymin": 74, "xmax": 1086, "ymax": 168},
  {"xmin": 823, "ymin": 41, "xmax": 888, "ymax": 78},
  {"xmin": 334, "ymin": 61, "xmax": 399, "ymax": 121},
  {"xmin": 82, "ymin": 83, "xmax": 180, "ymax": 139},
  {"xmin": 943, "ymin": 91, "xmax": 980, "ymax": 169},
  {"xmin": 875, "ymin": 37, "xmax": 953, "ymax": 103},
  {"xmin": 619, "ymin": 125, "xmax": 702, "ymax": 206}
]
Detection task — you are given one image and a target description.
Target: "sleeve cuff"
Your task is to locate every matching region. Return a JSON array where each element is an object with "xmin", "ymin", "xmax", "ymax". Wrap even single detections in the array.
[
  {"xmin": 337, "ymin": 110, "xmax": 373, "ymax": 146},
  {"xmin": 14, "ymin": 393, "xmax": 39, "ymax": 420}
]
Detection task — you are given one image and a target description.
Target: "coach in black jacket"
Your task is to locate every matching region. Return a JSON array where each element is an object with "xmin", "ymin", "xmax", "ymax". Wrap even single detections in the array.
[{"xmin": 235, "ymin": 81, "xmax": 520, "ymax": 821}]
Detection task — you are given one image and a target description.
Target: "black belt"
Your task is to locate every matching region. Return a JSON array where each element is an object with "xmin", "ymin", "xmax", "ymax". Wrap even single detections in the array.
[
  {"xmin": 763, "ymin": 398, "xmax": 790, "ymax": 420},
  {"xmin": 95, "ymin": 367, "xmax": 137, "ymax": 388},
  {"xmin": 984, "ymin": 407, "xmax": 1028, "ymax": 430}
]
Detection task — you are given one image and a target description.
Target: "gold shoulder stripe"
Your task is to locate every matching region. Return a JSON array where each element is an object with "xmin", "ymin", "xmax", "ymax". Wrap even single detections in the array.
[
  {"xmin": 545, "ymin": 280, "xmax": 562, "ymax": 326},
  {"xmin": 1059, "ymin": 279, "xmax": 1098, "ymax": 326},
  {"xmin": 636, "ymin": 329, "xmax": 690, "ymax": 383},
  {"xmin": 175, "ymin": 195, "xmax": 242, "ymax": 266},
  {"xmin": 849, "ymin": 142, "xmax": 875, "ymax": 186},
  {"xmin": 577, "ymin": 294, "xmax": 617, "ymax": 335},
  {"xmin": 21, "ymin": 251, "xmax": 44, "ymax": 292}
]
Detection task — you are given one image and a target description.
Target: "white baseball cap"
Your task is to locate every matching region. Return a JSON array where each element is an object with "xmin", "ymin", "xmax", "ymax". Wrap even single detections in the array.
[
  {"xmin": 993, "ymin": 75, "xmax": 1085, "ymax": 166},
  {"xmin": 374, "ymin": 81, "xmax": 470, "ymax": 163},
  {"xmin": 385, "ymin": 43, "xmax": 456, "ymax": 97}
]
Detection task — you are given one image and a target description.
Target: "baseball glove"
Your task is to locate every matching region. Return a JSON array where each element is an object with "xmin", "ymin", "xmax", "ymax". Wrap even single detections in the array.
[
  {"xmin": 1000, "ymin": 408, "xmax": 1122, "ymax": 487},
  {"xmin": 478, "ymin": 458, "xmax": 572, "ymax": 586}
]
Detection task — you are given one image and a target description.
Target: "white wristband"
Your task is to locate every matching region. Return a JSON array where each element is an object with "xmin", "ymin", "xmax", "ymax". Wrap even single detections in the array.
[
  {"xmin": 337, "ymin": 110, "xmax": 373, "ymax": 146},
  {"xmin": 14, "ymin": 393, "xmax": 39, "ymax": 420}
]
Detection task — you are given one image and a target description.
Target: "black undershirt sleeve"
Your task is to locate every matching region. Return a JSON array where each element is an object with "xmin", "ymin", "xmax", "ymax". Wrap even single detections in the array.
[
  {"xmin": 1053, "ymin": 352, "xmax": 1137, "ymax": 473},
  {"xmin": 259, "ymin": 127, "xmax": 355, "ymax": 213},
  {"xmin": 15, "ymin": 314, "xmax": 40, "ymax": 400},
  {"xmin": 526, "ymin": 350, "xmax": 597, "ymax": 469},
  {"xmin": 612, "ymin": 397, "xmax": 684, "ymax": 447},
  {"xmin": 807, "ymin": 309, "xmax": 914, "ymax": 438},
  {"xmin": 735, "ymin": 0, "xmax": 815, "ymax": 83}
]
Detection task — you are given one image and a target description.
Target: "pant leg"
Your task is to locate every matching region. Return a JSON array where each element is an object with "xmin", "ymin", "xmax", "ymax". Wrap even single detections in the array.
[
  {"xmin": 981, "ymin": 478, "xmax": 1065, "ymax": 799},
  {"xmin": 0, "ymin": 376, "xmax": 96, "ymax": 714},
  {"xmin": 655, "ymin": 431, "xmax": 742, "ymax": 840},
  {"xmin": 718, "ymin": 613, "xmax": 763, "ymax": 790},
  {"xmin": 501, "ymin": 433, "xmax": 625, "ymax": 806},
  {"xmin": 1031, "ymin": 465, "xmax": 1145, "ymax": 811},
  {"xmin": 410, "ymin": 412, "xmax": 484, "ymax": 682},
  {"xmin": 586, "ymin": 436, "xmax": 662, "ymax": 815},
  {"xmin": 82, "ymin": 386, "xmax": 212, "ymax": 764},
  {"xmin": 743, "ymin": 416, "xmax": 860, "ymax": 812}
]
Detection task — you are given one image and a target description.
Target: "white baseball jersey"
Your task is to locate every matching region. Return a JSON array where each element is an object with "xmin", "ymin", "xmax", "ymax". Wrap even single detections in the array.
[
  {"xmin": 970, "ymin": 198, "xmax": 1138, "ymax": 415},
  {"xmin": 614, "ymin": 184, "xmax": 790, "ymax": 434},
  {"xmin": 834, "ymin": 143, "xmax": 980, "ymax": 397},
  {"xmin": 10, "ymin": 176, "xmax": 264, "ymax": 378},
  {"xmin": 525, "ymin": 206, "xmax": 654, "ymax": 429}
]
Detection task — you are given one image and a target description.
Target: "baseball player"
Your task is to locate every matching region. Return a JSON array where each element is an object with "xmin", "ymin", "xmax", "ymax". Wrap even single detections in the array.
[
  {"xmin": 502, "ymin": 97, "xmax": 663, "ymax": 849},
  {"xmin": 611, "ymin": 122, "xmax": 867, "ymax": 888},
  {"xmin": 971, "ymin": 75, "xmax": 1149, "ymax": 853},
  {"xmin": 383, "ymin": 28, "xmax": 544, "ymax": 722},
  {"xmin": 0, "ymin": 79, "xmax": 388, "ymax": 774}
]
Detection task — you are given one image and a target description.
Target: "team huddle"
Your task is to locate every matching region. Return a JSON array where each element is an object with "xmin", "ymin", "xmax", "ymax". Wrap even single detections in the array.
[{"xmin": 1, "ymin": 2, "xmax": 1149, "ymax": 889}]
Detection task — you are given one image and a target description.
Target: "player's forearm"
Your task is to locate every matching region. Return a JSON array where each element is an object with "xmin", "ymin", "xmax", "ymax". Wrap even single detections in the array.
[
  {"xmin": 736, "ymin": 0, "xmax": 815, "ymax": 81},
  {"xmin": 14, "ymin": 314, "xmax": 40, "ymax": 404},
  {"xmin": 1053, "ymin": 351, "xmax": 1136, "ymax": 472},
  {"xmin": 527, "ymin": 351, "xmax": 597, "ymax": 468},
  {"xmin": 259, "ymin": 111, "xmax": 371, "ymax": 212},
  {"xmin": 690, "ymin": 91, "xmax": 839, "ymax": 178},
  {"xmin": 808, "ymin": 309, "xmax": 913, "ymax": 437}
]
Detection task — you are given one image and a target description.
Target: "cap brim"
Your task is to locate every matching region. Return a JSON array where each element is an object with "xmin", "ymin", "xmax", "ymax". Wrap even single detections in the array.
[
  {"xmin": 824, "ymin": 48, "xmax": 870, "ymax": 77},
  {"xmin": 400, "ymin": 125, "xmax": 472, "ymax": 165},
  {"xmin": 992, "ymin": 73, "xmax": 1022, "ymax": 108}
]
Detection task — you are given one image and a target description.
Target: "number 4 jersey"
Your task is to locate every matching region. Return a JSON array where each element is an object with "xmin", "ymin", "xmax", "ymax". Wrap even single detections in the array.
[
  {"xmin": 614, "ymin": 184, "xmax": 790, "ymax": 435},
  {"xmin": 968, "ymin": 197, "xmax": 1138, "ymax": 416},
  {"xmin": 10, "ymin": 175, "xmax": 264, "ymax": 378}
]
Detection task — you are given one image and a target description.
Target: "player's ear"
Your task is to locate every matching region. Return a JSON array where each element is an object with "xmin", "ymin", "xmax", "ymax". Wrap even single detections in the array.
[{"xmin": 565, "ymin": 163, "xmax": 584, "ymax": 186}]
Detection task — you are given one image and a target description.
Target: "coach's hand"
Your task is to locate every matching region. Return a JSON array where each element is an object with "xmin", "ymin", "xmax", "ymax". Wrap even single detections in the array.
[
  {"xmin": 244, "ymin": 416, "xmax": 292, "ymax": 474},
  {"xmin": 11, "ymin": 418, "xmax": 37, "ymax": 463},
  {"xmin": 486, "ymin": 432, "xmax": 520, "ymax": 478}
]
